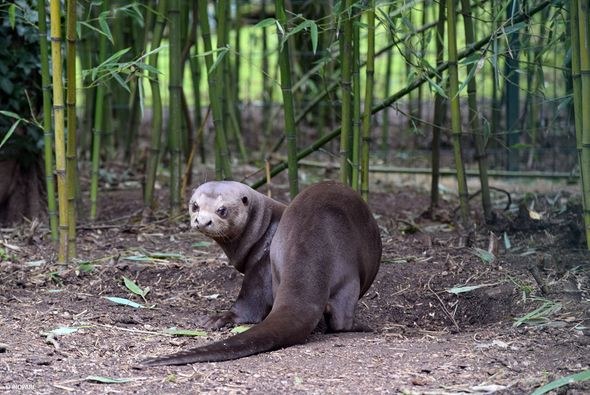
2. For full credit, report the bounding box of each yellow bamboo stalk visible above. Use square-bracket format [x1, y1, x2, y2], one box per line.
[50, 0, 68, 263]
[577, 0, 590, 248]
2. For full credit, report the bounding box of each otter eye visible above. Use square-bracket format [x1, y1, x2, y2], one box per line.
[216, 206, 227, 217]
[241, 196, 248, 205]
[191, 202, 199, 212]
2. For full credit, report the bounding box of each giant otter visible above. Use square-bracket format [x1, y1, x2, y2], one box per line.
[143, 181, 382, 365]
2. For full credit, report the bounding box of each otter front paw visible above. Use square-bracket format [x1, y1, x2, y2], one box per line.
[197, 311, 238, 330]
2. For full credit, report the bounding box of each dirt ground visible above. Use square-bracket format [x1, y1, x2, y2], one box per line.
[1, 168, 589, 394]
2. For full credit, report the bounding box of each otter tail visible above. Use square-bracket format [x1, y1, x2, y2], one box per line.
[141, 308, 321, 366]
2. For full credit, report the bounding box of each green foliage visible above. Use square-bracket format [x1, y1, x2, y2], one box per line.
[0, 0, 43, 167]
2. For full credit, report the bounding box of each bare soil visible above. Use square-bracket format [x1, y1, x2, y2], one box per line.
[1, 171, 589, 394]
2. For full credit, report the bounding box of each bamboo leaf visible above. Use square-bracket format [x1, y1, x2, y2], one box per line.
[0, 119, 21, 150]
[192, 241, 212, 248]
[286, 19, 313, 40]
[231, 325, 251, 334]
[164, 328, 207, 337]
[122, 276, 146, 297]
[78, 20, 113, 42]
[503, 232, 512, 250]
[47, 326, 79, 336]
[98, 11, 114, 44]
[85, 376, 133, 384]
[531, 370, 590, 395]
[104, 296, 145, 309]
[513, 300, 562, 327]
[110, 71, 131, 93]
[207, 46, 229, 74]
[503, 21, 526, 35]
[0, 110, 23, 120]
[100, 47, 132, 68]
[446, 284, 497, 294]
[472, 247, 495, 263]
[309, 20, 318, 55]
[254, 18, 277, 29]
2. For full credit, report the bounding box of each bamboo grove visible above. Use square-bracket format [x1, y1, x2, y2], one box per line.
[2, 0, 587, 262]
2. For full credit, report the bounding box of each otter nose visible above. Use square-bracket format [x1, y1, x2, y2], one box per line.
[195, 215, 213, 229]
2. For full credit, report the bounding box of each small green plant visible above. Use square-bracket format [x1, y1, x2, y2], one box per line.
[0, 247, 10, 261]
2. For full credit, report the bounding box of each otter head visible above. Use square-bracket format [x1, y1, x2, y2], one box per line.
[188, 181, 251, 242]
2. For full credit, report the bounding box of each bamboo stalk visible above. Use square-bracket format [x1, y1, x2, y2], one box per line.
[275, 0, 299, 197]
[79, 17, 95, 157]
[505, 0, 521, 171]
[360, 0, 375, 201]
[461, 0, 492, 222]
[198, 0, 232, 179]
[577, 0, 590, 248]
[144, 0, 167, 211]
[169, 0, 182, 216]
[571, 0, 582, 157]
[339, 0, 354, 185]
[218, 1, 247, 162]
[446, 0, 470, 226]
[65, 0, 77, 257]
[49, 0, 68, 262]
[380, 5, 396, 159]
[430, 0, 445, 211]
[351, 9, 361, 191]
[189, 1, 204, 164]
[234, 0, 242, 132]
[37, 0, 58, 241]
[90, 0, 109, 221]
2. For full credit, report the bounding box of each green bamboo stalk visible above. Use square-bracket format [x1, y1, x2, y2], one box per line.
[218, 0, 247, 162]
[37, 0, 58, 241]
[144, 0, 167, 210]
[340, 0, 353, 185]
[571, 0, 582, 156]
[461, 0, 492, 223]
[189, 1, 204, 164]
[446, 0, 469, 226]
[381, 5, 394, 158]
[275, 0, 299, 197]
[577, 0, 590, 248]
[526, 7, 550, 169]
[65, 0, 77, 257]
[49, 0, 68, 262]
[430, 0, 445, 211]
[198, 0, 232, 179]
[491, 0, 501, 139]
[168, 0, 182, 216]
[110, 7, 130, 157]
[505, 0, 521, 171]
[351, 9, 361, 191]
[90, 0, 109, 221]
[79, 19, 96, 157]
[234, 0, 242, 129]
[261, 0, 273, 141]
[360, 0, 375, 201]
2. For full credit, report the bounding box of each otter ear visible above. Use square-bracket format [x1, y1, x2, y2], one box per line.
[241, 196, 248, 205]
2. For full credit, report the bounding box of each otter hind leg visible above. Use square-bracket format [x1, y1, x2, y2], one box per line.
[324, 280, 360, 332]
